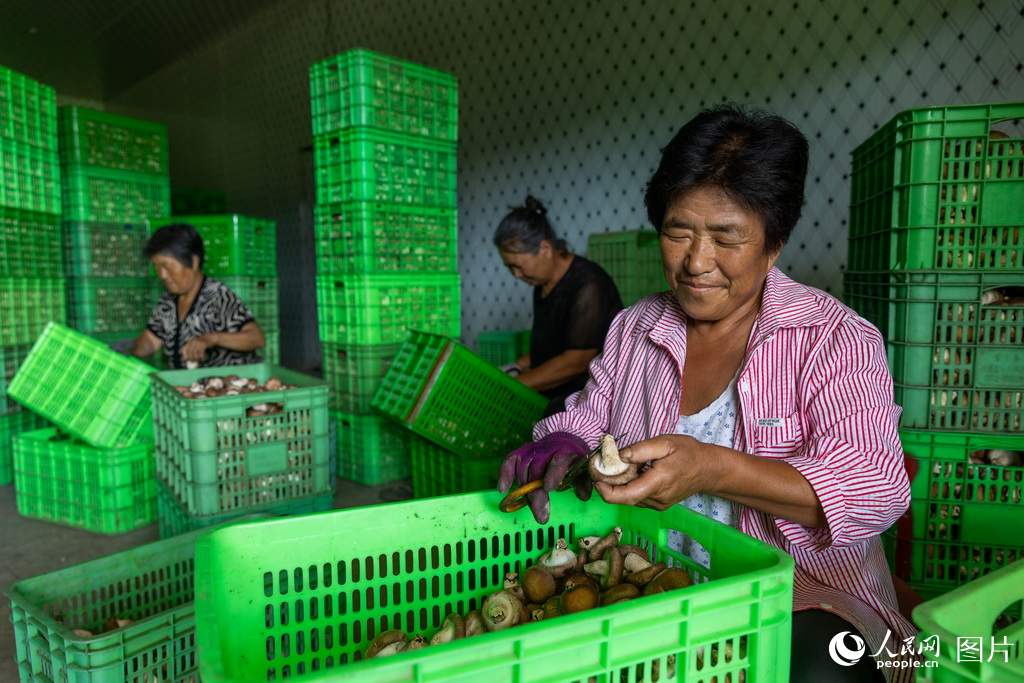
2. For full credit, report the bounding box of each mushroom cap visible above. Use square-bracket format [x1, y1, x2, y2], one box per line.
[364, 629, 408, 659]
[522, 565, 557, 604]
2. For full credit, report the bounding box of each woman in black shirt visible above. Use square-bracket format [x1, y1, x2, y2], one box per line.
[494, 196, 623, 415]
[123, 223, 266, 369]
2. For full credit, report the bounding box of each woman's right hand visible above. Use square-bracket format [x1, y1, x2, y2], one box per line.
[498, 431, 593, 523]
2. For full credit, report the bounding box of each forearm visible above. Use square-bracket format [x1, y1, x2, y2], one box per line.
[709, 444, 827, 528]
[518, 349, 597, 392]
[132, 329, 163, 358]
[209, 323, 265, 352]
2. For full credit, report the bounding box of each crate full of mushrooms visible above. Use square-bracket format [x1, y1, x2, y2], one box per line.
[150, 364, 331, 518]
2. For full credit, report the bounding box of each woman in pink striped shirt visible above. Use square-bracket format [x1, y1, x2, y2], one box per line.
[499, 106, 916, 682]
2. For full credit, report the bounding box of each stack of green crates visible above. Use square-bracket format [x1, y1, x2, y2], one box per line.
[587, 228, 665, 306]
[150, 214, 280, 363]
[9, 323, 156, 532]
[58, 106, 170, 367]
[0, 65, 63, 484]
[310, 49, 460, 485]
[842, 103, 1024, 634]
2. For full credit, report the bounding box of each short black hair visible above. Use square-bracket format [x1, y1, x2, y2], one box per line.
[644, 104, 809, 253]
[493, 195, 568, 254]
[143, 223, 205, 268]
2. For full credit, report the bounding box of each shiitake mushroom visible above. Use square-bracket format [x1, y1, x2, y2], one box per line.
[482, 589, 524, 631]
[522, 565, 557, 604]
[364, 629, 408, 659]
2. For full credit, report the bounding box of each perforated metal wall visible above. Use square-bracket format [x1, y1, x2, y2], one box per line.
[106, 0, 1024, 370]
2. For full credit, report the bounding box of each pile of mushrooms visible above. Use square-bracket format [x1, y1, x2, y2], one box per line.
[173, 375, 299, 417]
[361, 526, 694, 661]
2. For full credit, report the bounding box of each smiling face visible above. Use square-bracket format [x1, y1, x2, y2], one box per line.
[499, 240, 556, 287]
[151, 253, 201, 295]
[659, 186, 780, 325]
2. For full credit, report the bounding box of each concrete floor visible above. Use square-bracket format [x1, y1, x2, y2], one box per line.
[0, 476, 412, 682]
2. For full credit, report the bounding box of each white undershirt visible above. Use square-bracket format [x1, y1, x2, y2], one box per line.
[667, 374, 742, 568]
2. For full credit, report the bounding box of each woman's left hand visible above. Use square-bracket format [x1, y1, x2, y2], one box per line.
[181, 334, 218, 363]
[594, 434, 722, 510]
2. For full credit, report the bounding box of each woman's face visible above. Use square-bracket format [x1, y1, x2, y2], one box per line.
[499, 240, 556, 287]
[151, 253, 200, 295]
[659, 186, 780, 324]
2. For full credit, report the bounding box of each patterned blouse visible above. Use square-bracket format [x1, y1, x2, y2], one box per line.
[536, 267, 917, 680]
[147, 275, 261, 369]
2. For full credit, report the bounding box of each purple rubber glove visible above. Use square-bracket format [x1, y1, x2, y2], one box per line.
[498, 431, 593, 524]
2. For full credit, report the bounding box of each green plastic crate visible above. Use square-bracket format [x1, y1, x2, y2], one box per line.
[151, 364, 331, 517]
[587, 229, 665, 306]
[156, 478, 332, 539]
[171, 187, 226, 215]
[316, 273, 460, 344]
[314, 201, 458, 274]
[0, 411, 49, 486]
[913, 560, 1024, 682]
[314, 128, 457, 206]
[216, 275, 279, 331]
[0, 277, 66, 346]
[63, 166, 170, 223]
[13, 428, 155, 534]
[0, 207, 61, 277]
[8, 323, 154, 448]
[0, 137, 61, 214]
[263, 329, 279, 364]
[334, 410, 410, 485]
[62, 220, 151, 278]
[323, 342, 401, 412]
[887, 429, 1024, 593]
[0, 65, 57, 149]
[58, 106, 169, 175]
[410, 435, 501, 498]
[4, 528, 206, 683]
[477, 328, 531, 366]
[848, 102, 1024, 273]
[150, 214, 277, 277]
[372, 331, 548, 460]
[194, 491, 795, 682]
[845, 270, 1024, 431]
[67, 276, 154, 335]
[310, 49, 458, 139]
[0, 343, 32, 415]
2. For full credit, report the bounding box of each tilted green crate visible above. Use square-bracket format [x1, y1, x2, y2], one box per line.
[194, 491, 795, 682]
[333, 410, 410, 485]
[0, 65, 57, 149]
[150, 214, 277, 277]
[317, 273, 460, 345]
[13, 428, 155, 534]
[4, 528, 207, 683]
[62, 166, 170, 223]
[58, 106, 169, 175]
[8, 323, 153, 448]
[913, 560, 1024, 682]
[314, 201, 457, 274]
[310, 48, 458, 140]
[314, 128, 457, 207]
[0, 137, 61, 214]
[0, 277, 66, 346]
[372, 331, 547, 460]
[848, 102, 1024, 273]
[151, 365, 331, 517]
[0, 207, 61, 277]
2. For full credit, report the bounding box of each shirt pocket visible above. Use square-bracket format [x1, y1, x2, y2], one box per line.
[749, 411, 805, 457]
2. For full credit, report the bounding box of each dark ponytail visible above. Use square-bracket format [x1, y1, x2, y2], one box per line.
[493, 195, 568, 254]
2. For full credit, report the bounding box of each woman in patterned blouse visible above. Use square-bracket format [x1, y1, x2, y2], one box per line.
[500, 105, 914, 682]
[127, 223, 266, 369]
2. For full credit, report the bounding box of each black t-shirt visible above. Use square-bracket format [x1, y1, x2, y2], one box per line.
[532, 255, 623, 399]
[147, 275, 261, 369]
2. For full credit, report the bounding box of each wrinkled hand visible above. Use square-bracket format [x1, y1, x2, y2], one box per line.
[498, 431, 593, 524]
[594, 434, 717, 510]
[108, 338, 135, 356]
[181, 334, 216, 363]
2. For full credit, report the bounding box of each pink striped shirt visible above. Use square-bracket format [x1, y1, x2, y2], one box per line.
[537, 267, 917, 681]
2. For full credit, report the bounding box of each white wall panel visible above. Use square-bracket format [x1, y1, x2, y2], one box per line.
[107, 0, 1024, 370]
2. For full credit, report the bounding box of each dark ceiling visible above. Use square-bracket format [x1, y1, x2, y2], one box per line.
[0, 0, 281, 100]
